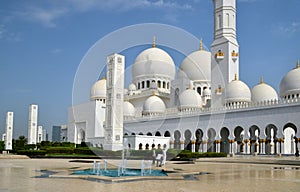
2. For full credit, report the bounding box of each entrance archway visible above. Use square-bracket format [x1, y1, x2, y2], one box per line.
[220, 127, 230, 154]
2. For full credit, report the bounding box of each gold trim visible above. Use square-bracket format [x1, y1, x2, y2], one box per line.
[199, 38, 203, 50]
[296, 59, 299, 69]
[234, 74, 238, 81]
[260, 76, 264, 84]
[152, 36, 156, 48]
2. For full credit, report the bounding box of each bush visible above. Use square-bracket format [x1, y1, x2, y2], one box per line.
[46, 147, 74, 154]
[74, 148, 95, 155]
[177, 151, 227, 159]
[17, 150, 46, 157]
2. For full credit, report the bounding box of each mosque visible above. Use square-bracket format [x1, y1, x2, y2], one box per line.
[68, 0, 300, 155]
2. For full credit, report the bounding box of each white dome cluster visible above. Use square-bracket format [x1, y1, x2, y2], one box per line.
[132, 47, 176, 81]
[90, 78, 106, 101]
[123, 101, 135, 117]
[142, 95, 166, 115]
[179, 89, 202, 110]
[179, 49, 211, 81]
[225, 76, 251, 105]
[251, 79, 278, 103]
[280, 62, 300, 99]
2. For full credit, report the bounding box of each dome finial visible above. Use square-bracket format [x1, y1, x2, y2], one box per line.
[296, 59, 299, 69]
[234, 74, 238, 81]
[260, 76, 264, 84]
[101, 75, 106, 80]
[199, 38, 203, 50]
[152, 36, 156, 48]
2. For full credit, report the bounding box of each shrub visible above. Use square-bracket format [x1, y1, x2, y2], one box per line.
[17, 150, 46, 157]
[46, 147, 74, 154]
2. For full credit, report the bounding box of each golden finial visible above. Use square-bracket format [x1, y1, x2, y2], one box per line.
[234, 74, 238, 81]
[152, 91, 157, 96]
[260, 76, 264, 84]
[296, 59, 299, 69]
[199, 38, 203, 50]
[152, 36, 156, 48]
[101, 75, 106, 80]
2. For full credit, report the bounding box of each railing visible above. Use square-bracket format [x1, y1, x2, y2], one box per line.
[124, 96, 300, 122]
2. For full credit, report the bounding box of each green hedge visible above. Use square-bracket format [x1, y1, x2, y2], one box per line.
[17, 150, 46, 157]
[177, 150, 227, 159]
[46, 147, 74, 154]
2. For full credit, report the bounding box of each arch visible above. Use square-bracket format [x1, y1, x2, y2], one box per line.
[197, 87, 201, 95]
[147, 132, 152, 136]
[283, 123, 297, 133]
[145, 143, 149, 150]
[265, 124, 278, 155]
[184, 129, 192, 151]
[167, 82, 170, 89]
[139, 143, 143, 150]
[164, 131, 171, 137]
[151, 143, 155, 149]
[157, 80, 161, 88]
[138, 132, 144, 135]
[163, 81, 166, 88]
[249, 125, 260, 154]
[78, 128, 85, 143]
[155, 131, 161, 136]
[283, 123, 297, 154]
[234, 126, 244, 153]
[207, 128, 216, 152]
[124, 133, 128, 136]
[174, 130, 181, 149]
[141, 81, 145, 89]
[195, 129, 203, 152]
[146, 80, 150, 88]
[131, 133, 136, 136]
[157, 144, 161, 149]
[220, 127, 230, 154]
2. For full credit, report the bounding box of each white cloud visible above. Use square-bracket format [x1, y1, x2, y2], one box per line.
[8, 0, 195, 27]
[17, 7, 68, 28]
[51, 49, 63, 54]
[272, 22, 300, 37]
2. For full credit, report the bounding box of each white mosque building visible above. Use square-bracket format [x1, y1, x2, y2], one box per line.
[68, 0, 300, 155]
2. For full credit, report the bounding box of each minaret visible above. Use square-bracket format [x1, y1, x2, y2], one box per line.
[5, 112, 14, 150]
[28, 104, 38, 144]
[104, 53, 125, 151]
[211, 0, 239, 108]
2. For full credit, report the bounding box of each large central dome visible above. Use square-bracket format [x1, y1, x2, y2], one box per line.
[179, 49, 211, 81]
[132, 47, 176, 81]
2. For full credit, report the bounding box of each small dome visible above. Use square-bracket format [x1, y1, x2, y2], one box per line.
[252, 80, 278, 102]
[90, 78, 106, 101]
[128, 83, 137, 91]
[179, 49, 211, 81]
[123, 101, 135, 117]
[179, 89, 202, 109]
[225, 78, 251, 104]
[132, 47, 176, 81]
[280, 62, 300, 98]
[143, 95, 166, 114]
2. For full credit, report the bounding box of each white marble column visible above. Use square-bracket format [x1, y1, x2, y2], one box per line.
[203, 141, 207, 152]
[170, 140, 174, 149]
[191, 140, 196, 152]
[180, 140, 185, 150]
[216, 140, 221, 153]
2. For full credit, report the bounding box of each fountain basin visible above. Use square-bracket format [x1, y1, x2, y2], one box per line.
[73, 168, 167, 177]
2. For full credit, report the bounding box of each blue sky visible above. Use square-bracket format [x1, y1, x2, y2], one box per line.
[1, 0, 300, 139]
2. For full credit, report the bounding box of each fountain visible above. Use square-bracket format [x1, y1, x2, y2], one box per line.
[75, 139, 167, 177]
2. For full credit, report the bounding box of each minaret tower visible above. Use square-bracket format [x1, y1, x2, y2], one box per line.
[211, 0, 239, 108]
[28, 104, 38, 144]
[5, 112, 14, 150]
[104, 53, 125, 151]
